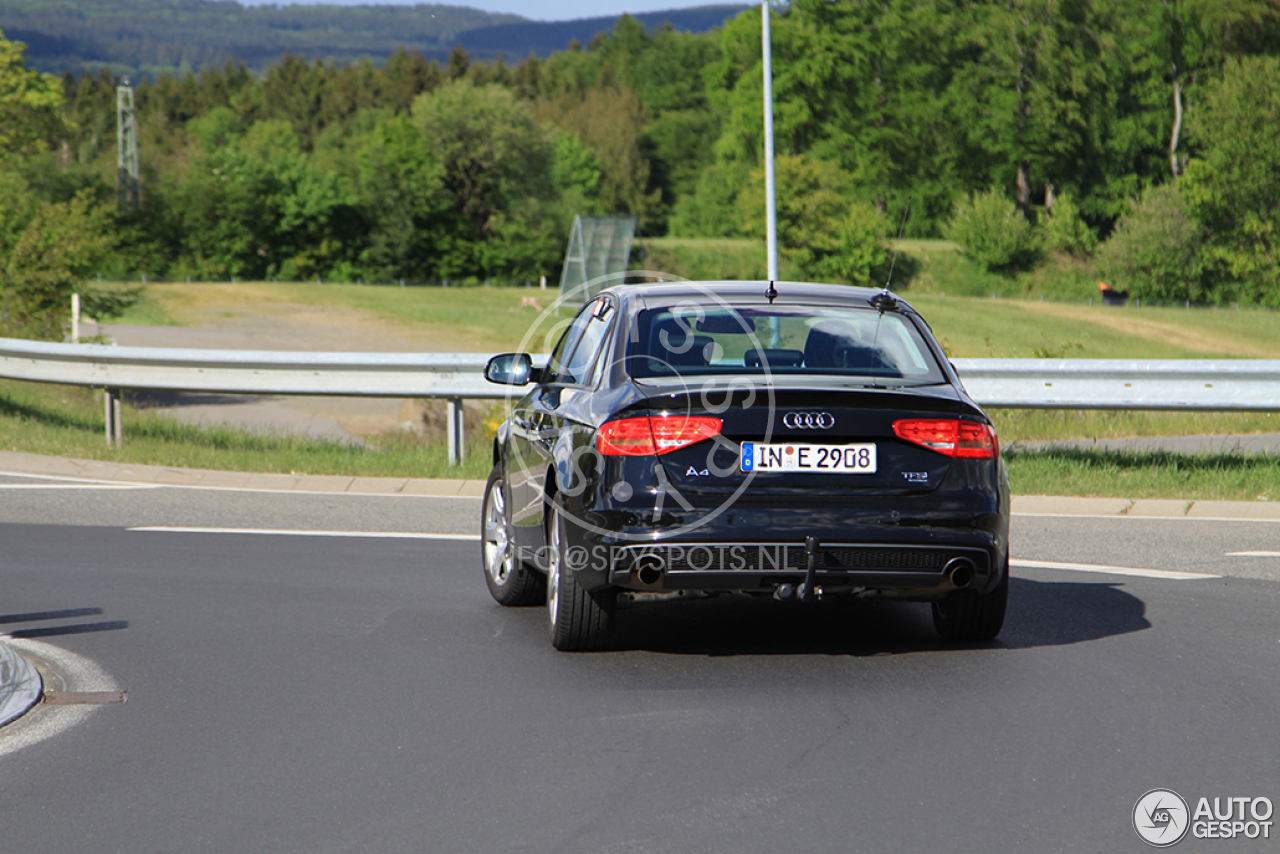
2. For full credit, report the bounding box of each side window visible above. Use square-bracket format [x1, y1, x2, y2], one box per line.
[554, 298, 614, 386]
[547, 309, 592, 383]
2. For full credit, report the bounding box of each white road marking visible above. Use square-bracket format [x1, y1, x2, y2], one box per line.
[0, 484, 159, 490]
[0, 470, 134, 484]
[0, 470, 161, 489]
[127, 526, 480, 541]
[0, 470, 482, 499]
[146, 486, 485, 499]
[1012, 559, 1220, 580]
[1016, 512, 1280, 524]
[1226, 551, 1280, 557]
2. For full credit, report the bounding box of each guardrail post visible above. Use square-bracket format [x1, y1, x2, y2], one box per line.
[446, 397, 464, 466]
[103, 388, 123, 446]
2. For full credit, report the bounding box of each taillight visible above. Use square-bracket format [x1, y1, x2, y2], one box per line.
[597, 415, 723, 456]
[893, 419, 998, 459]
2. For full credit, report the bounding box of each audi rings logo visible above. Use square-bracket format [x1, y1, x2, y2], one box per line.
[782, 411, 836, 430]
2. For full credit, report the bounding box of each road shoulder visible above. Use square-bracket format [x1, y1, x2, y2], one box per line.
[5, 450, 1280, 518]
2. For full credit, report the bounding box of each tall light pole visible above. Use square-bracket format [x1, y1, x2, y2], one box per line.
[116, 77, 139, 211]
[762, 2, 779, 281]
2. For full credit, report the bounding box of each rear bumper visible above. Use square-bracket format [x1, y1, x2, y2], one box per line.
[557, 504, 1008, 599]
[610, 541, 997, 599]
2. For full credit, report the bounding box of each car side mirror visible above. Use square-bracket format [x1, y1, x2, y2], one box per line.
[485, 353, 534, 386]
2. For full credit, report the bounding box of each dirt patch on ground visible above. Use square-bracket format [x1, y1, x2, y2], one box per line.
[88, 295, 485, 441]
[138, 285, 447, 352]
[1016, 301, 1280, 358]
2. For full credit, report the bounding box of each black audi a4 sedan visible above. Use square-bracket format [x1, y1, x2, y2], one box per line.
[482, 281, 1009, 651]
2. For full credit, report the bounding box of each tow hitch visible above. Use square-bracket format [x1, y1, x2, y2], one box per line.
[798, 535, 821, 602]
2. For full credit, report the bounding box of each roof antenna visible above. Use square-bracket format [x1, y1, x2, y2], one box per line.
[765, 280, 778, 304]
[871, 198, 911, 313]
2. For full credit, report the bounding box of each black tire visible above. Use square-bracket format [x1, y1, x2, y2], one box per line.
[932, 566, 1008, 641]
[546, 506, 614, 651]
[481, 467, 544, 606]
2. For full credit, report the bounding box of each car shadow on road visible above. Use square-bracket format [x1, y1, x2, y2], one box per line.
[0, 608, 129, 639]
[610, 577, 1148, 656]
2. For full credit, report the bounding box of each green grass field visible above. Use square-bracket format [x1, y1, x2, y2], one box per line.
[117, 275, 1280, 362]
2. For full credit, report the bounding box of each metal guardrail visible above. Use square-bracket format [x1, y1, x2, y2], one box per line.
[0, 337, 511, 461]
[952, 358, 1280, 411]
[2, 337, 1278, 464]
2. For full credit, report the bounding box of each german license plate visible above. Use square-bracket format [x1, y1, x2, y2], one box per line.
[740, 442, 877, 473]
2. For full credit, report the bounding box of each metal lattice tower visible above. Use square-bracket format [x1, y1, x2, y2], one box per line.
[557, 215, 638, 307]
[116, 79, 139, 210]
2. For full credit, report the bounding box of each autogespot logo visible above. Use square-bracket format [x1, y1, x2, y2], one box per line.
[1133, 789, 1190, 847]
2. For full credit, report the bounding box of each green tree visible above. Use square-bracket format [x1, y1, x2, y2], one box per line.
[445, 44, 471, 81]
[537, 86, 664, 229]
[171, 120, 361, 280]
[0, 28, 66, 161]
[668, 162, 750, 238]
[1181, 55, 1280, 304]
[551, 131, 604, 215]
[1041, 190, 1097, 256]
[1095, 182, 1206, 302]
[260, 54, 332, 150]
[739, 153, 886, 282]
[944, 187, 1041, 273]
[379, 48, 442, 113]
[831, 202, 893, 285]
[2, 190, 113, 340]
[355, 113, 450, 281]
[775, 0, 968, 232]
[412, 79, 558, 278]
[947, 0, 1120, 221]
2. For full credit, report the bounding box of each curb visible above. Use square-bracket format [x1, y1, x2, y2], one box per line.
[0, 450, 487, 498]
[0, 639, 42, 728]
[1011, 495, 1280, 520]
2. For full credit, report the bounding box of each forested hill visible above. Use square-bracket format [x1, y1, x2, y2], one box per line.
[0, 0, 748, 79]
[456, 5, 749, 57]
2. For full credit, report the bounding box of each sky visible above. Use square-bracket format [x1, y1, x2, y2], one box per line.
[459, 1, 737, 18]
[237, 1, 740, 22]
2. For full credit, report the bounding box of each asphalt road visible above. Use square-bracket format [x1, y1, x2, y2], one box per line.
[1, 481, 1278, 853]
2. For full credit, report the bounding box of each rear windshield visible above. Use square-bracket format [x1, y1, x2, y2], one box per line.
[628, 305, 946, 385]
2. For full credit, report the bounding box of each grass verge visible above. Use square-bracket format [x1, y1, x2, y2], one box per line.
[990, 409, 1280, 444]
[0, 379, 495, 480]
[1005, 448, 1280, 502]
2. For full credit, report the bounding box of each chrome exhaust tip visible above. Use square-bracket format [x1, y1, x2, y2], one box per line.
[634, 557, 664, 587]
[944, 557, 976, 589]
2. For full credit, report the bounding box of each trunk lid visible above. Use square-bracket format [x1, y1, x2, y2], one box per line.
[641, 381, 984, 500]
